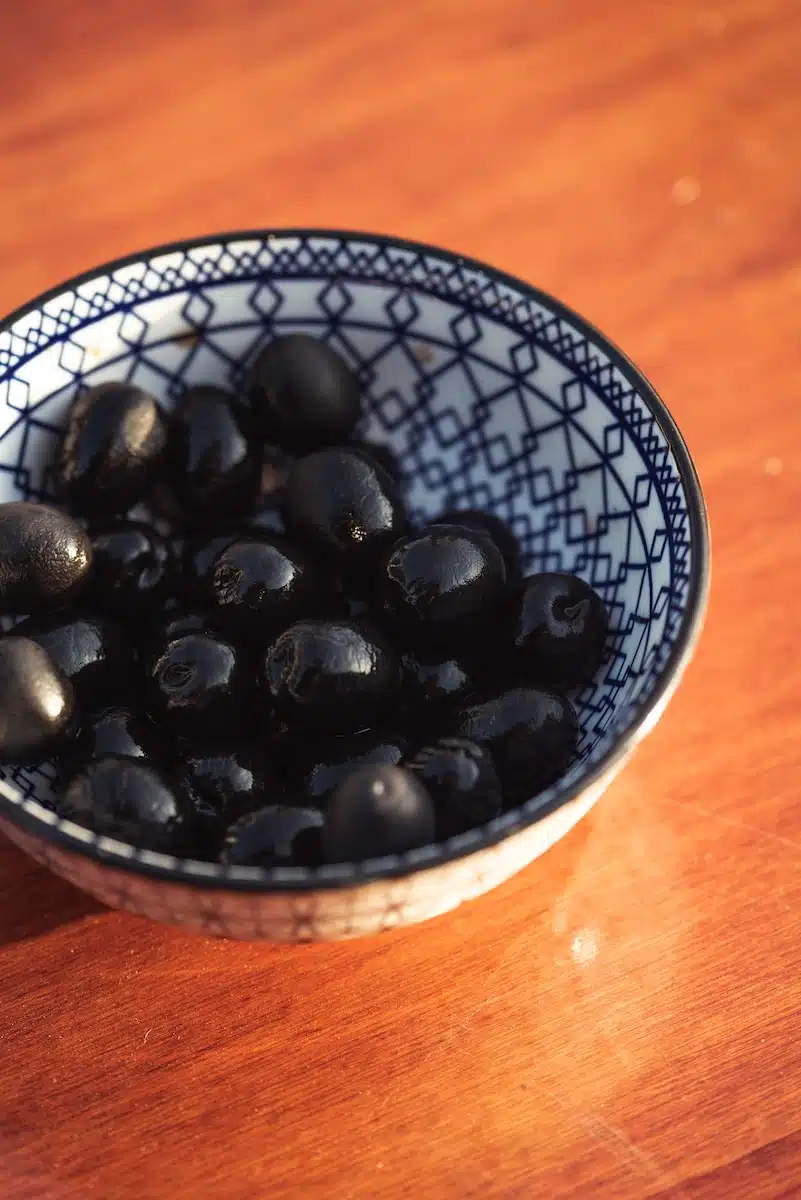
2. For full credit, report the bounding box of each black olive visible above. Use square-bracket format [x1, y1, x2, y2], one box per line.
[301, 729, 409, 807]
[407, 737, 502, 839]
[183, 741, 282, 822]
[511, 573, 608, 688]
[245, 333, 362, 449]
[378, 524, 507, 650]
[400, 653, 476, 727]
[12, 612, 133, 707]
[263, 618, 399, 733]
[0, 637, 76, 763]
[181, 741, 284, 859]
[284, 449, 408, 570]
[222, 804, 325, 868]
[58, 756, 193, 854]
[169, 385, 261, 522]
[453, 687, 578, 804]
[55, 381, 168, 516]
[147, 633, 254, 737]
[204, 535, 323, 638]
[323, 764, 435, 863]
[0, 501, 92, 614]
[90, 519, 175, 618]
[348, 440, 403, 485]
[72, 704, 166, 765]
[437, 508, 523, 582]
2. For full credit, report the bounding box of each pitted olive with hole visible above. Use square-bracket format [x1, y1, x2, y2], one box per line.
[510, 572, 609, 688]
[263, 617, 400, 734]
[204, 535, 324, 638]
[378, 523, 507, 651]
[147, 633, 254, 738]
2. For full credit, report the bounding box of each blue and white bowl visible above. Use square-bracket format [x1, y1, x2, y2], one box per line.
[0, 231, 709, 941]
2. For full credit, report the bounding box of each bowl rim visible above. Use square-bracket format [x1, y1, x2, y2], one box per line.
[0, 227, 711, 892]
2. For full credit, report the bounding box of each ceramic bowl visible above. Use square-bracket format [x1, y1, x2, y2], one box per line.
[0, 230, 709, 941]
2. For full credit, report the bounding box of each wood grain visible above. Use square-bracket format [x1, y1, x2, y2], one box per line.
[1, 0, 800, 1195]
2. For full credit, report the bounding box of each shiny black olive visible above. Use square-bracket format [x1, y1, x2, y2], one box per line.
[407, 737, 502, 838]
[301, 729, 409, 807]
[400, 653, 476, 726]
[90, 520, 175, 618]
[147, 633, 254, 737]
[55, 381, 168, 516]
[453, 687, 578, 804]
[58, 756, 193, 854]
[0, 501, 92, 614]
[181, 742, 284, 858]
[183, 741, 282, 822]
[284, 449, 408, 570]
[378, 524, 507, 650]
[222, 804, 325, 868]
[12, 612, 133, 706]
[72, 704, 166, 765]
[511, 573, 609, 688]
[169, 385, 261, 521]
[437, 508, 523, 582]
[348, 440, 403, 485]
[245, 333, 362, 449]
[263, 618, 399, 734]
[204, 535, 323, 638]
[0, 637, 76, 763]
[323, 764, 435, 863]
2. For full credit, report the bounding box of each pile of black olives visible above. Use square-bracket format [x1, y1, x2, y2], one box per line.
[0, 333, 608, 869]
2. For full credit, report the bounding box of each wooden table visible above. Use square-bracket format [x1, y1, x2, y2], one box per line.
[1, 1, 799, 1196]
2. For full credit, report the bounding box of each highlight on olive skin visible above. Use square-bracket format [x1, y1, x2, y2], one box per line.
[0, 332, 609, 866]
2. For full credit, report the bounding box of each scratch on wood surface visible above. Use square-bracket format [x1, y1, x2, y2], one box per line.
[142, 1028, 152, 1045]
[577, 1111, 679, 1194]
[664, 796, 801, 854]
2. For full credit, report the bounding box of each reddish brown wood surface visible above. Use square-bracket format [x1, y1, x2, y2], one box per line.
[1, 1, 800, 1195]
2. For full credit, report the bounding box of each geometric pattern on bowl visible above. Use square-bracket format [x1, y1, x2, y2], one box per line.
[0, 231, 709, 939]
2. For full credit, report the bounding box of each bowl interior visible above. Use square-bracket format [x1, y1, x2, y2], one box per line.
[0, 231, 702, 879]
